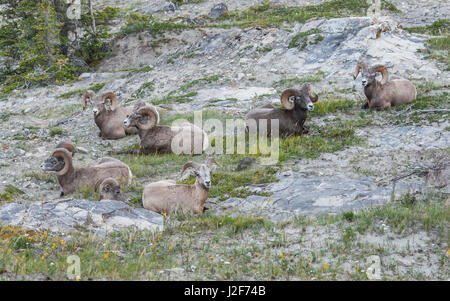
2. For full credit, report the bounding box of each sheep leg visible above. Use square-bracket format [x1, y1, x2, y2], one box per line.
[60, 191, 65, 197]
[361, 101, 369, 109]
[302, 126, 309, 135]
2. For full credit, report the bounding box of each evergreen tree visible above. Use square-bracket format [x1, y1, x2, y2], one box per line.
[0, 0, 111, 92]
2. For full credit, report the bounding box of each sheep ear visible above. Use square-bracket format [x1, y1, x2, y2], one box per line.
[82, 90, 95, 110]
[206, 158, 219, 172]
[353, 62, 365, 80]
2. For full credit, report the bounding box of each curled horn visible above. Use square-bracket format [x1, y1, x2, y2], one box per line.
[102, 92, 118, 111]
[99, 177, 120, 192]
[180, 161, 201, 176]
[371, 65, 389, 85]
[353, 61, 368, 80]
[302, 83, 319, 103]
[51, 148, 72, 176]
[56, 141, 76, 157]
[82, 90, 95, 110]
[280, 89, 299, 110]
[137, 105, 159, 130]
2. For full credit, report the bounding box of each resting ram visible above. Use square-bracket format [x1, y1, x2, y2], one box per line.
[142, 158, 218, 214]
[123, 103, 208, 154]
[245, 83, 319, 137]
[353, 61, 416, 110]
[82, 91, 138, 139]
[99, 178, 128, 203]
[41, 142, 132, 196]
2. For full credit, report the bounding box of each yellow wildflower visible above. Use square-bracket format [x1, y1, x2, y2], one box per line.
[324, 263, 328, 269]
[52, 243, 56, 250]
[104, 250, 110, 260]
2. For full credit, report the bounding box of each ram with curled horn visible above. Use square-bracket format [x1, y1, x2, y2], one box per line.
[142, 158, 219, 214]
[353, 61, 417, 110]
[245, 83, 319, 137]
[98, 178, 128, 203]
[40, 142, 133, 196]
[122, 102, 209, 155]
[82, 90, 139, 139]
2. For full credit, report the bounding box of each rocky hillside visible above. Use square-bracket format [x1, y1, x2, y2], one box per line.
[0, 0, 448, 280]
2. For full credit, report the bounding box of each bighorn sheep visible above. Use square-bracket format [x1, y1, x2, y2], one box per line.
[82, 91, 138, 139]
[245, 83, 319, 137]
[99, 178, 128, 203]
[353, 62, 417, 110]
[142, 158, 218, 214]
[123, 103, 208, 154]
[41, 142, 132, 196]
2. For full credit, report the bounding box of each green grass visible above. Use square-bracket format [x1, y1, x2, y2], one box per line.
[405, 19, 450, 69]
[211, 0, 398, 28]
[278, 120, 363, 161]
[0, 184, 25, 203]
[391, 92, 449, 125]
[178, 74, 222, 92]
[24, 171, 57, 184]
[425, 36, 450, 68]
[49, 128, 64, 137]
[405, 19, 449, 36]
[120, 12, 191, 36]
[309, 98, 360, 117]
[346, 192, 449, 237]
[170, 212, 273, 234]
[152, 91, 198, 105]
[0, 112, 16, 122]
[0, 191, 446, 280]
[288, 29, 322, 49]
[38, 103, 83, 119]
[273, 71, 324, 90]
[57, 82, 106, 99]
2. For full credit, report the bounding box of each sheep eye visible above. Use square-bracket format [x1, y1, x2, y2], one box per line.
[289, 96, 295, 102]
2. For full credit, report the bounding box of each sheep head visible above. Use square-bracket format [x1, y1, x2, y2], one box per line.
[180, 158, 219, 189]
[99, 178, 128, 203]
[40, 148, 72, 176]
[280, 83, 318, 111]
[123, 104, 159, 130]
[353, 61, 389, 87]
[82, 91, 118, 116]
